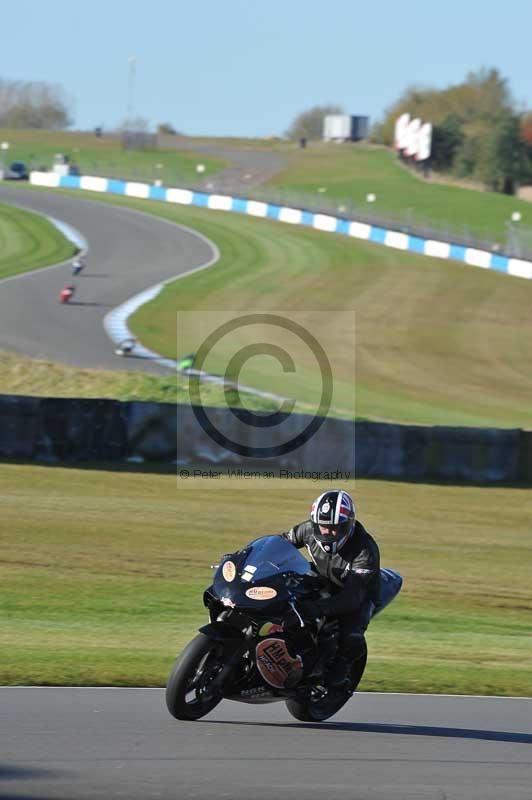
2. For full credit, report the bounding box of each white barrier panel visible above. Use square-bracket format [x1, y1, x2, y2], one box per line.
[80, 176, 108, 193]
[166, 188, 193, 205]
[349, 221, 371, 240]
[208, 194, 233, 211]
[425, 240, 451, 259]
[279, 207, 303, 225]
[313, 214, 336, 232]
[247, 200, 268, 217]
[125, 182, 150, 199]
[29, 171, 60, 187]
[508, 259, 532, 279]
[465, 248, 491, 268]
[385, 231, 409, 250]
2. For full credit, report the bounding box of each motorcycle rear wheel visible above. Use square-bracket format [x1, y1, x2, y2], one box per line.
[285, 651, 367, 722]
[165, 633, 224, 721]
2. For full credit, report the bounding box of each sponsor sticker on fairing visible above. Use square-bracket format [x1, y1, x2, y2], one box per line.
[258, 621, 284, 637]
[222, 560, 236, 582]
[245, 586, 277, 600]
[255, 638, 303, 688]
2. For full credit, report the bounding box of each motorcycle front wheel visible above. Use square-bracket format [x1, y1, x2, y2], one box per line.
[165, 633, 224, 721]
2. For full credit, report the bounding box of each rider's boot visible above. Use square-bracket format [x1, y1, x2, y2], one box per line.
[325, 655, 352, 691]
[326, 633, 367, 691]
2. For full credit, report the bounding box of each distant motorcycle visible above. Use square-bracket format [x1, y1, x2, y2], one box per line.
[59, 285, 75, 303]
[71, 257, 85, 276]
[165, 535, 402, 723]
[114, 337, 137, 356]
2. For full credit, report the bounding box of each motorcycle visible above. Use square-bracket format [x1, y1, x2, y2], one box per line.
[58, 285, 75, 303]
[165, 535, 402, 723]
[72, 258, 85, 276]
[114, 337, 136, 356]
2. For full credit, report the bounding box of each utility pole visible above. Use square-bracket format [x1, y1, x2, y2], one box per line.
[127, 56, 136, 124]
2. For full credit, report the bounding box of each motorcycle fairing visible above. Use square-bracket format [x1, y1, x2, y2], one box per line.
[212, 535, 319, 611]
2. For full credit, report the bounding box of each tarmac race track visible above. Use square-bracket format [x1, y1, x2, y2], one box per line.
[1, 687, 531, 800]
[0, 185, 217, 373]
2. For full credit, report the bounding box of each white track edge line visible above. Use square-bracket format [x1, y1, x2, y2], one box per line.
[0, 686, 529, 700]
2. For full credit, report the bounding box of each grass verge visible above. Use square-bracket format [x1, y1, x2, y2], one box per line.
[1, 463, 530, 695]
[0, 349, 280, 410]
[0, 201, 76, 279]
[0, 128, 229, 185]
[4, 184, 532, 427]
[266, 142, 532, 245]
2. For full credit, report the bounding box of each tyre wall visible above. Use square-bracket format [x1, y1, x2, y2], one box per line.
[1, 394, 530, 484]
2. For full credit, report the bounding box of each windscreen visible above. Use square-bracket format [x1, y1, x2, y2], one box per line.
[240, 535, 313, 581]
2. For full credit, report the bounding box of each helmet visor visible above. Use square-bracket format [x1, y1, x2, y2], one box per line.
[317, 520, 352, 539]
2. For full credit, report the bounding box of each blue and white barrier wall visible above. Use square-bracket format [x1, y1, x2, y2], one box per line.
[30, 171, 532, 280]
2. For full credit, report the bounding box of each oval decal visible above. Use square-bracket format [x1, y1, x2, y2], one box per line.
[245, 586, 277, 601]
[222, 560, 236, 582]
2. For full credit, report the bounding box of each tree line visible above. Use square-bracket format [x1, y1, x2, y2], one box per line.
[371, 68, 532, 195]
[0, 78, 72, 129]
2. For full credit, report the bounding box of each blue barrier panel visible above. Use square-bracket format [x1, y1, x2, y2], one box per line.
[301, 211, 314, 226]
[192, 192, 209, 207]
[232, 198, 248, 213]
[408, 235, 426, 253]
[107, 180, 126, 195]
[450, 243, 467, 262]
[369, 226, 387, 244]
[266, 204, 281, 220]
[59, 176, 81, 189]
[149, 186, 167, 201]
[336, 219, 350, 235]
[490, 253, 509, 272]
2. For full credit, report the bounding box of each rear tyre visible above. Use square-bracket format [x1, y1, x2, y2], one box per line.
[285, 650, 367, 722]
[165, 633, 224, 721]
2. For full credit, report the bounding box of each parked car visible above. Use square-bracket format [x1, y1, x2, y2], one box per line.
[3, 161, 29, 180]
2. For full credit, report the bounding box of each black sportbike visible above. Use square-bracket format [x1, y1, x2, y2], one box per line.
[166, 535, 402, 723]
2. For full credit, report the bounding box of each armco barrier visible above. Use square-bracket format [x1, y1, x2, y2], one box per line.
[0, 394, 530, 484]
[30, 171, 532, 280]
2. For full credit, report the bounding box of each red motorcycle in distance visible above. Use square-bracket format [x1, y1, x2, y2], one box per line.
[58, 285, 76, 303]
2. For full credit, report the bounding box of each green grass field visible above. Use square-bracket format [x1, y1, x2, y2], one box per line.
[0, 201, 76, 279]
[3, 184, 532, 427]
[1, 462, 530, 695]
[0, 128, 228, 186]
[266, 143, 532, 245]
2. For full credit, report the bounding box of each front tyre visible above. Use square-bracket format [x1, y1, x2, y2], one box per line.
[165, 633, 224, 721]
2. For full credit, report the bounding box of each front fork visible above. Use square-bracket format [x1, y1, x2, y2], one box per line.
[197, 624, 250, 698]
[207, 641, 249, 697]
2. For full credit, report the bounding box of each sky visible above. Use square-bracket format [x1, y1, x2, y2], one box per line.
[2, 0, 531, 137]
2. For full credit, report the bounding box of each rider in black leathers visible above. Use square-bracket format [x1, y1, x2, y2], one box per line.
[280, 488, 380, 690]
